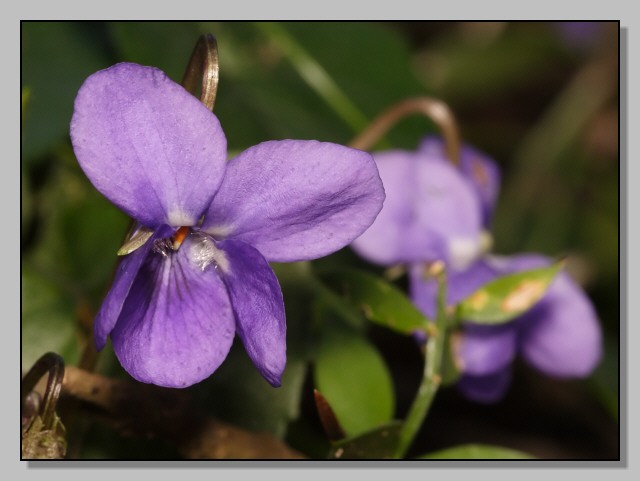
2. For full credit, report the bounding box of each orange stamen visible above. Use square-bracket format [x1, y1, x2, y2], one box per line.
[172, 226, 190, 250]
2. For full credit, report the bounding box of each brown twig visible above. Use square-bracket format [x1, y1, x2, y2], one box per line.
[61, 366, 304, 459]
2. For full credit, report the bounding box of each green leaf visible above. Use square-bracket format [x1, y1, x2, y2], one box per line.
[419, 443, 535, 459]
[22, 22, 112, 163]
[319, 268, 430, 335]
[22, 268, 79, 370]
[457, 263, 563, 325]
[329, 422, 402, 459]
[313, 320, 395, 437]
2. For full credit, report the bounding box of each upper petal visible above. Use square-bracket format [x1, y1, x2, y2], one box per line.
[420, 136, 501, 227]
[201, 140, 385, 262]
[351, 149, 483, 268]
[214, 238, 286, 387]
[70, 62, 228, 228]
[111, 232, 235, 388]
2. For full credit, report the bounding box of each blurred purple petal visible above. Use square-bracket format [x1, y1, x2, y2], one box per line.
[458, 323, 517, 375]
[518, 272, 603, 377]
[351, 149, 482, 267]
[216, 238, 286, 386]
[457, 369, 512, 404]
[202, 140, 384, 263]
[420, 136, 501, 227]
[71, 62, 228, 228]
[111, 233, 235, 388]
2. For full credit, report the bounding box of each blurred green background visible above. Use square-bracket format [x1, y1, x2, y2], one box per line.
[21, 21, 619, 459]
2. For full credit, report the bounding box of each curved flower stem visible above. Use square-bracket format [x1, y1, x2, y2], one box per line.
[21, 352, 65, 431]
[393, 261, 448, 459]
[349, 97, 461, 165]
[181, 33, 219, 111]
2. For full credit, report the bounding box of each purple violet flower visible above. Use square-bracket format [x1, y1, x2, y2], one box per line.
[410, 254, 603, 403]
[349, 137, 601, 402]
[351, 138, 495, 270]
[70, 62, 385, 388]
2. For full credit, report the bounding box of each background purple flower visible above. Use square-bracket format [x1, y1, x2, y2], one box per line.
[419, 136, 501, 228]
[410, 254, 603, 403]
[351, 139, 490, 270]
[70, 62, 385, 388]
[349, 134, 601, 403]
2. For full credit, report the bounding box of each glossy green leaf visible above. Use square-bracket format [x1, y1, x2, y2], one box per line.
[329, 422, 402, 459]
[22, 268, 79, 370]
[314, 320, 395, 437]
[419, 443, 535, 459]
[457, 263, 563, 325]
[319, 269, 430, 335]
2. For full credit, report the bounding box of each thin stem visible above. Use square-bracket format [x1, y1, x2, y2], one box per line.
[181, 33, 219, 111]
[21, 352, 65, 431]
[349, 97, 461, 165]
[393, 262, 448, 458]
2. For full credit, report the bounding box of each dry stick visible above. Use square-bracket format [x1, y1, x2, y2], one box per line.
[62, 366, 304, 459]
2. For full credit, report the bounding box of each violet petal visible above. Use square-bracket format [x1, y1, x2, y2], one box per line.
[456, 368, 513, 404]
[111, 233, 235, 388]
[202, 140, 384, 262]
[518, 272, 603, 377]
[458, 323, 517, 376]
[216, 238, 286, 386]
[420, 136, 501, 227]
[94, 228, 161, 351]
[351, 149, 483, 268]
[70, 62, 228, 228]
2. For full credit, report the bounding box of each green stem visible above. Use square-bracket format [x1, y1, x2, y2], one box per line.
[393, 265, 448, 458]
